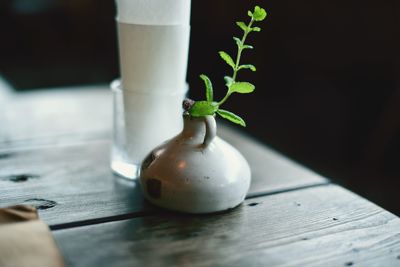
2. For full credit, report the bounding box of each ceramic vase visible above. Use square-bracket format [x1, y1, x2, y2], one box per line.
[139, 114, 251, 213]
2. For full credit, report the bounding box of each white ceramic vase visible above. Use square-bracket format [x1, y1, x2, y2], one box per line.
[139, 115, 251, 213]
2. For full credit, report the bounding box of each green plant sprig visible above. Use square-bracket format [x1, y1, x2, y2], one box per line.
[186, 6, 267, 127]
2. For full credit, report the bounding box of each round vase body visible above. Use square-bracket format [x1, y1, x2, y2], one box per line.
[139, 115, 251, 213]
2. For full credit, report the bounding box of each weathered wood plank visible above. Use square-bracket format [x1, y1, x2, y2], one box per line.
[0, 85, 327, 195]
[0, 85, 328, 197]
[0, 86, 111, 150]
[0, 86, 327, 226]
[0, 139, 145, 225]
[0, 85, 327, 194]
[218, 125, 327, 196]
[0, 87, 325, 195]
[0, 136, 327, 226]
[53, 185, 400, 267]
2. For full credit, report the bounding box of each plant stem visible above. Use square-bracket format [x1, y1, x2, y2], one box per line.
[218, 18, 254, 107]
[218, 91, 231, 107]
[233, 19, 253, 81]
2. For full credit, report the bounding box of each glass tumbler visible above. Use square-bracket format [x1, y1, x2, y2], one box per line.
[110, 79, 187, 180]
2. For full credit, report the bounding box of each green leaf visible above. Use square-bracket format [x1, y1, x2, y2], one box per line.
[230, 82, 255, 94]
[242, 44, 254, 50]
[218, 51, 235, 69]
[199, 74, 213, 102]
[239, 64, 256, 71]
[189, 101, 218, 117]
[253, 6, 267, 21]
[224, 76, 233, 87]
[236, 21, 248, 32]
[233, 37, 242, 48]
[251, 27, 261, 32]
[247, 10, 253, 18]
[217, 109, 246, 127]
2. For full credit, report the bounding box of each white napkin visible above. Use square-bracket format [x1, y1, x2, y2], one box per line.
[115, 0, 191, 25]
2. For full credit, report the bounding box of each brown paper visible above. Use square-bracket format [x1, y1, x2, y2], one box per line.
[0, 205, 39, 224]
[0, 205, 67, 267]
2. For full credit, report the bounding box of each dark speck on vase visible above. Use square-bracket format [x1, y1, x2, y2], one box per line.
[146, 179, 162, 198]
[344, 262, 353, 266]
[2, 174, 40, 183]
[0, 152, 14, 159]
[333, 217, 338, 221]
[218, 234, 229, 240]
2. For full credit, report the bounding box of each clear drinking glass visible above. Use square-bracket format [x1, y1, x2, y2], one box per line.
[110, 79, 188, 180]
[112, 0, 191, 180]
[110, 80, 136, 179]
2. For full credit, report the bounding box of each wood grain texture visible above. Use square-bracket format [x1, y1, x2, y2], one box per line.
[0, 137, 326, 226]
[0, 85, 327, 197]
[0, 86, 326, 196]
[0, 86, 111, 150]
[53, 185, 400, 267]
[0, 87, 327, 226]
[218, 125, 327, 196]
[0, 139, 146, 226]
[2, 87, 398, 266]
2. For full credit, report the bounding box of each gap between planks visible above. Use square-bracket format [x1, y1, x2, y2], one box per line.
[50, 181, 331, 231]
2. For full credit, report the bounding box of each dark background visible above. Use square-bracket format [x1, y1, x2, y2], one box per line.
[0, 0, 399, 214]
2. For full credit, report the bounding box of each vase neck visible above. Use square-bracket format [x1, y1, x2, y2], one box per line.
[181, 115, 217, 148]
[182, 115, 207, 137]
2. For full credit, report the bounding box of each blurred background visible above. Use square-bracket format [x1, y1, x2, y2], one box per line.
[0, 0, 399, 214]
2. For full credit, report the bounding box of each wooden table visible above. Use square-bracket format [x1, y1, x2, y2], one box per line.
[1, 83, 399, 267]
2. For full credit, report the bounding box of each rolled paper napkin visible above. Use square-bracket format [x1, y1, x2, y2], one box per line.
[0, 205, 67, 267]
[115, 0, 191, 93]
[117, 23, 190, 93]
[115, 0, 191, 25]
